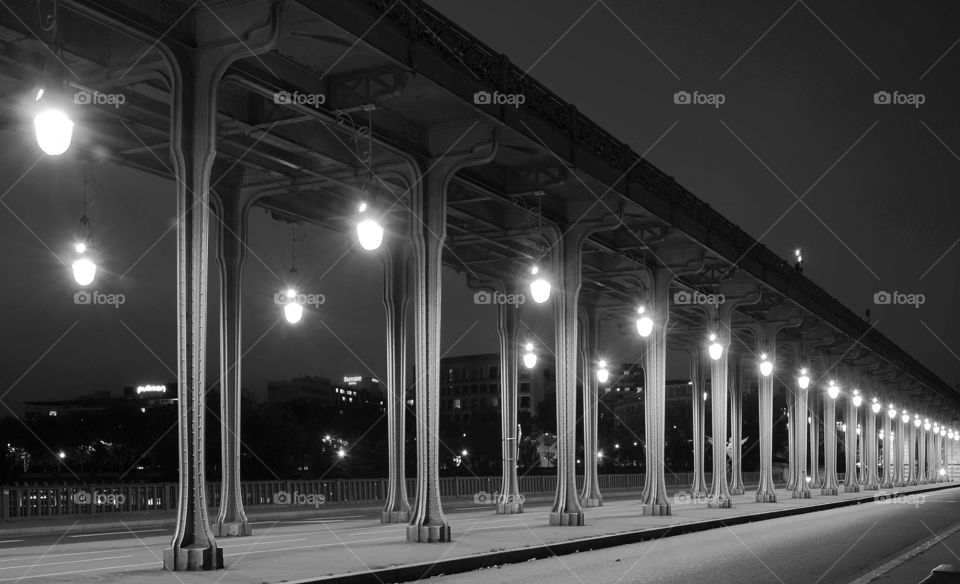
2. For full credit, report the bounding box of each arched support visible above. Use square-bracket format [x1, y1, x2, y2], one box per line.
[879, 404, 894, 489]
[821, 387, 839, 495]
[918, 424, 927, 485]
[579, 299, 603, 508]
[407, 126, 498, 542]
[161, 2, 280, 571]
[791, 342, 811, 499]
[640, 268, 674, 516]
[894, 416, 906, 487]
[786, 390, 797, 491]
[809, 390, 821, 487]
[841, 371, 860, 493]
[497, 294, 524, 514]
[862, 393, 880, 490]
[906, 421, 917, 486]
[687, 348, 708, 497]
[381, 241, 412, 523]
[211, 179, 262, 539]
[728, 358, 745, 496]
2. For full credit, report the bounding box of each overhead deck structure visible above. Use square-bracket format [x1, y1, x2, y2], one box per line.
[1, 0, 956, 571]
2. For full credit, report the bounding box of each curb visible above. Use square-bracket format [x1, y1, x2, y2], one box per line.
[285, 483, 959, 584]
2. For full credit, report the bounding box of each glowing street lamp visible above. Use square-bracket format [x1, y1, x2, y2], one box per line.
[901, 410, 910, 424]
[798, 368, 810, 390]
[707, 333, 723, 361]
[915, 416, 922, 428]
[827, 380, 839, 399]
[635, 305, 653, 338]
[529, 265, 551, 303]
[925, 420, 931, 431]
[596, 360, 609, 384]
[759, 353, 773, 377]
[871, 398, 881, 414]
[887, 405, 897, 420]
[522, 342, 537, 369]
[852, 389, 863, 408]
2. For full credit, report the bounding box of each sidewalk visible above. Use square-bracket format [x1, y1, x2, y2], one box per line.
[2, 482, 956, 584]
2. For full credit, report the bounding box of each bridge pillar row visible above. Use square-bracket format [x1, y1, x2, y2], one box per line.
[159, 1, 280, 571]
[728, 359, 745, 496]
[880, 405, 894, 489]
[211, 181, 256, 539]
[496, 295, 523, 514]
[689, 348, 708, 497]
[841, 374, 860, 493]
[406, 127, 497, 543]
[382, 242, 412, 524]
[579, 300, 603, 509]
[809, 390, 821, 488]
[906, 421, 917, 486]
[754, 323, 779, 503]
[918, 423, 927, 485]
[641, 268, 673, 516]
[821, 382, 839, 495]
[894, 415, 906, 487]
[792, 375, 812, 499]
[863, 397, 880, 490]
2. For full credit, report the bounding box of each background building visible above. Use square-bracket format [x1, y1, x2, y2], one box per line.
[440, 353, 555, 423]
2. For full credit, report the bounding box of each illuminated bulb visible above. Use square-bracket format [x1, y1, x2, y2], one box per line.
[461, 449, 468, 456]
[759, 353, 773, 377]
[941, 429, 947, 437]
[283, 289, 303, 324]
[337, 449, 346, 458]
[915, 417, 921, 427]
[635, 306, 653, 338]
[871, 399, 881, 414]
[72, 257, 96, 286]
[596, 360, 609, 384]
[798, 368, 810, 390]
[925, 421, 931, 431]
[707, 333, 723, 361]
[887, 407, 897, 419]
[34, 108, 74, 155]
[827, 380, 839, 400]
[529, 265, 551, 303]
[357, 217, 384, 250]
[852, 390, 862, 408]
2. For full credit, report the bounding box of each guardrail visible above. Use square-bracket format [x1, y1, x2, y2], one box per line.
[2, 471, 784, 520]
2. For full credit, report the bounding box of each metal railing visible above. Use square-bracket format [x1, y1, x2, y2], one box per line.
[3, 471, 787, 520]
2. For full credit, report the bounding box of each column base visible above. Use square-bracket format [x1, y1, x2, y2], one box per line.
[580, 496, 602, 508]
[381, 510, 411, 524]
[163, 545, 223, 571]
[842, 485, 860, 493]
[691, 489, 708, 498]
[549, 511, 585, 526]
[212, 521, 252, 537]
[792, 490, 811, 499]
[707, 496, 731, 509]
[729, 487, 745, 495]
[755, 492, 777, 503]
[496, 500, 524, 514]
[406, 524, 451, 543]
[820, 487, 838, 496]
[863, 484, 880, 491]
[642, 503, 671, 516]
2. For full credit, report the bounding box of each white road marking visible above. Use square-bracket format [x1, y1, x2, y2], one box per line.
[68, 529, 164, 538]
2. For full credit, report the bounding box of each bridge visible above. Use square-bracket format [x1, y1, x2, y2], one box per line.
[0, 0, 958, 582]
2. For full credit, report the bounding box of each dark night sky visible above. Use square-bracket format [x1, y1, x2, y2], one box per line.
[0, 0, 958, 411]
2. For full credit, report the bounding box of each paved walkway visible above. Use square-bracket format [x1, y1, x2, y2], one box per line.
[0, 482, 955, 583]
